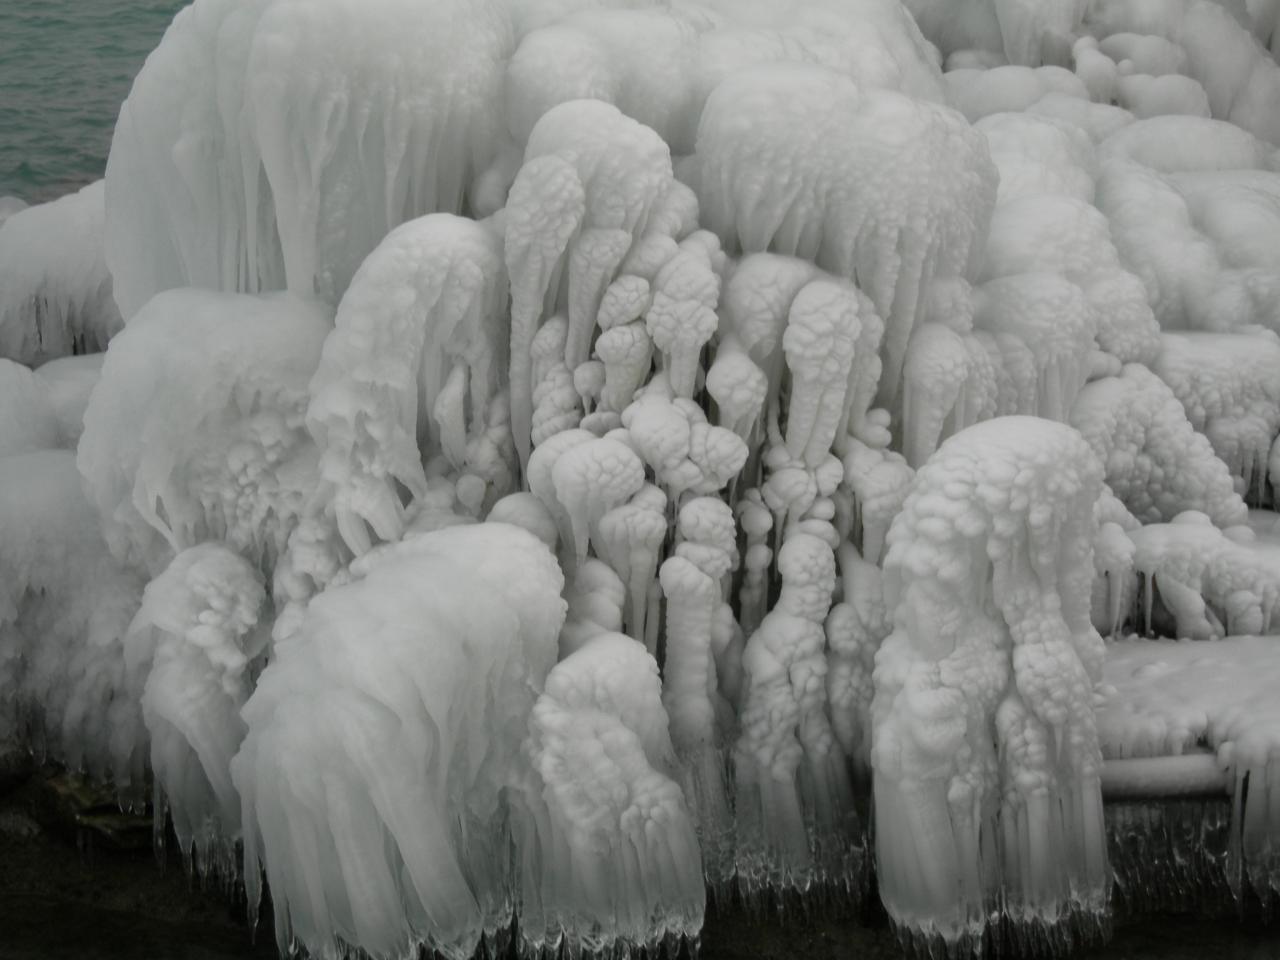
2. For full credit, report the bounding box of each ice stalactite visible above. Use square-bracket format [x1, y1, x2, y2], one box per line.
[686, 63, 997, 416]
[733, 532, 863, 905]
[0, 181, 121, 365]
[660, 497, 741, 891]
[596, 483, 669, 653]
[305, 214, 510, 561]
[972, 272, 1096, 423]
[77, 289, 332, 577]
[233, 523, 566, 960]
[840, 437, 913, 564]
[0, 451, 146, 799]
[514, 632, 705, 957]
[1091, 492, 1139, 638]
[105, 0, 513, 319]
[872, 417, 1109, 957]
[125, 543, 267, 878]
[826, 543, 889, 778]
[504, 99, 694, 475]
[1070, 363, 1248, 528]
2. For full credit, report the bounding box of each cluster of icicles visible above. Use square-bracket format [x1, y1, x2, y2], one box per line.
[4, 0, 1280, 958]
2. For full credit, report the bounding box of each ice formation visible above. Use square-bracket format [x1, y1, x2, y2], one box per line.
[234, 523, 565, 959]
[76, 288, 332, 575]
[126, 543, 268, 873]
[7, 0, 1280, 957]
[105, 0, 514, 318]
[872, 418, 1109, 954]
[514, 632, 705, 955]
[0, 181, 121, 365]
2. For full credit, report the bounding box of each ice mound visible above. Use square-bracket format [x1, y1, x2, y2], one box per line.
[513, 632, 704, 956]
[873, 417, 1109, 955]
[0, 181, 121, 366]
[233, 523, 566, 960]
[0, 450, 146, 795]
[1099, 636, 1280, 906]
[77, 289, 332, 575]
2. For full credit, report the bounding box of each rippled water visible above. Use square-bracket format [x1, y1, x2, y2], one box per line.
[0, 0, 186, 203]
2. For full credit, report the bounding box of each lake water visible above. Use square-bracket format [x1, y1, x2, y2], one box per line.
[0, 0, 186, 203]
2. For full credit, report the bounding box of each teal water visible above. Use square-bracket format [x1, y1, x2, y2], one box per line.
[0, 0, 186, 203]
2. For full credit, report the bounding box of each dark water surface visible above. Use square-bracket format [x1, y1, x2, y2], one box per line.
[0, 0, 186, 202]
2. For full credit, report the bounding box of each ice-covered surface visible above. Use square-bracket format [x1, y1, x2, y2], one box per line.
[1098, 636, 1280, 906]
[873, 417, 1109, 954]
[77, 289, 331, 576]
[0, 181, 121, 365]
